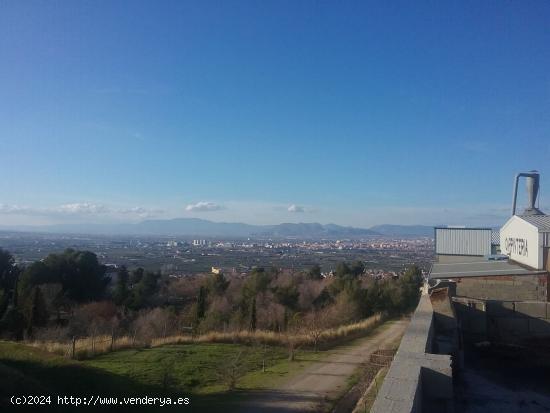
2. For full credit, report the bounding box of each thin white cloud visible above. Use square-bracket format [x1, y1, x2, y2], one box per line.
[58, 203, 110, 214]
[117, 206, 164, 218]
[0, 204, 36, 214]
[118, 206, 146, 214]
[0, 203, 164, 220]
[288, 204, 305, 213]
[0, 199, 518, 229]
[185, 201, 225, 212]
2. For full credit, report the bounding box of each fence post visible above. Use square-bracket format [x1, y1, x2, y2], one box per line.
[71, 336, 76, 359]
[91, 334, 95, 355]
[110, 330, 115, 352]
[262, 342, 266, 373]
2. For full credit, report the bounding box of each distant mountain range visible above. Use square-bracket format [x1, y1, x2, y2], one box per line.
[0, 219, 434, 239]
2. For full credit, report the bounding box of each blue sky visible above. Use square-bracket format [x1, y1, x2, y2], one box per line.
[1, 1, 549, 227]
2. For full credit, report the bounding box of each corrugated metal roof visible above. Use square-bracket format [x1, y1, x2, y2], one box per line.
[429, 260, 546, 279]
[518, 214, 550, 232]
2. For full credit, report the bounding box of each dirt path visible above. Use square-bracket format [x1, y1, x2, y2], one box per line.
[235, 319, 408, 413]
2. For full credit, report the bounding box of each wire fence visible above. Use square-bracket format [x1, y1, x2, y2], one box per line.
[28, 328, 194, 359]
[351, 348, 396, 413]
[59, 334, 135, 359]
[26, 314, 383, 360]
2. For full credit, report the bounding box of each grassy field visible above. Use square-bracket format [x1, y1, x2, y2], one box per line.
[0, 340, 163, 412]
[0, 339, 325, 412]
[83, 343, 306, 394]
[0, 318, 394, 412]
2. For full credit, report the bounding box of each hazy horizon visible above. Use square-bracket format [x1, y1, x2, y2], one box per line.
[0, 215, 500, 234]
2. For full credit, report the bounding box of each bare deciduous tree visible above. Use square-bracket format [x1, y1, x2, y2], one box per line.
[68, 301, 118, 337]
[132, 307, 176, 343]
[283, 312, 304, 361]
[218, 350, 244, 390]
[298, 279, 325, 310]
[304, 308, 330, 352]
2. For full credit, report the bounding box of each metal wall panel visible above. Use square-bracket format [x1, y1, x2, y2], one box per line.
[435, 228, 492, 256]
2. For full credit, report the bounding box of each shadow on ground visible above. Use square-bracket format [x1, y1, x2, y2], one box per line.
[206, 389, 323, 413]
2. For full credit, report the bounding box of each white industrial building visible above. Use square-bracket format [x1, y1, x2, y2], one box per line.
[500, 214, 550, 270]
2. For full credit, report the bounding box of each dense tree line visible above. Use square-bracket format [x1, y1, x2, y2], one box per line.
[0, 248, 112, 339]
[113, 266, 161, 310]
[0, 247, 423, 343]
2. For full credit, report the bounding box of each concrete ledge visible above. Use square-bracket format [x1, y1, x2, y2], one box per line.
[398, 294, 435, 354]
[371, 364, 422, 413]
[395, 352, 453, 399]
[371, 294, 454, 413]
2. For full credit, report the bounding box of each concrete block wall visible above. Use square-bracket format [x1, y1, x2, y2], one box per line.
[430, 287, 460, 355]
[529, 317, 550, 335]
[431, 287, 456, 331]
[454, 301, 487, 342]
[371, 294, 453, 413]
[490, 300, 550, 341]
[451, 274, 548, 301]
[514, 301, 548, 318]
[454, 297, 550, 343]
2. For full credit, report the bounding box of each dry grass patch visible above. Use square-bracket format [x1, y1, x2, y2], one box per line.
[26, 335, 141, 359]
[152, 313, 382, 349]
[26, 313, 383, 359]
